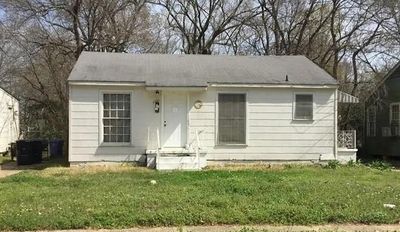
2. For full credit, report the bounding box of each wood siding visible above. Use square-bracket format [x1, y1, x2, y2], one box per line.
[69, 85, 336, 162]
[188, 87, 335, 161]
[0, 90, 19, 153]
[69, 85, 160, 162]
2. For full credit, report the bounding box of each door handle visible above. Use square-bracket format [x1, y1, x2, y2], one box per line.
[164, 121, 167, 127]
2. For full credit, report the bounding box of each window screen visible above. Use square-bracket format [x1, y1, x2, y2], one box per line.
[103, 93, 131, 143]
[218, 93, 246, 144]
[294, 94, 313, 120]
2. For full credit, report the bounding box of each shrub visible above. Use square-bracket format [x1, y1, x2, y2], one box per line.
[368, 160, 392, 171]
[346, 159, 361, 167]
[325, 160, 341, 169]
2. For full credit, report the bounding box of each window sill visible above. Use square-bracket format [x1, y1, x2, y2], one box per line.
[292, 118, 314, 122]
[215, 144, 248, 148]
[100, 143, 133, 147]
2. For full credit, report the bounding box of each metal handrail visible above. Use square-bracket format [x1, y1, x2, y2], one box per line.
[195, 129, 201, 169]
[156, 128, 161, 169]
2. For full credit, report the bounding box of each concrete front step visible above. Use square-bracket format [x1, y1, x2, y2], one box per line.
[146, 154, 207, 170]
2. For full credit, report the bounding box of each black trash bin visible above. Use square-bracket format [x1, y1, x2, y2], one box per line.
[16, 140, 33, 165]
[30, 140, 43, 163]
[16, 140, 43, 165]
[49, 139, 63, 158]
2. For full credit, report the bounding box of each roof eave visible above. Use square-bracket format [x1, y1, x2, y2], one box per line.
[69, 80, 338, 89]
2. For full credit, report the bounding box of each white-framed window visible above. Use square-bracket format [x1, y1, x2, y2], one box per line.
[293, 93, 313, 120]
[102, 93, 131, 144]
[366, 105, 376, 137]
[217, 93, 246, 145]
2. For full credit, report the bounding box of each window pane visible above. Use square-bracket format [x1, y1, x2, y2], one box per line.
[295, 94, 313, 120]
[218, 94, 246, 144]
[104, 94, 110, 101]
[111, 102, 117, 110]
[104, 110, 109, 118]
[104, 102, 110, 110]
[104, 127, 110, 135]
[103, 93, 131, 143]
[117, 102, 123, 110]
[118, 94, 124, 101]
[124, 94, 130, 101]
[103, 119, 110, 126]
[124, 110, 130, 117]
[124, 101, 130, 110]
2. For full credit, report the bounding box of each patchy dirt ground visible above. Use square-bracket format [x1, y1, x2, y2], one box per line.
[32, 224, 400, 232]
[0, 161, 22, 178]
[0, 169, 20, 178]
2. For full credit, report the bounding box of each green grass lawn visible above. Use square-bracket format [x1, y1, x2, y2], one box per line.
[0, 165, 399, 230]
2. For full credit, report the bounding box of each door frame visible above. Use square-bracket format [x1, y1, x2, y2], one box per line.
[160, 91, 189, 148]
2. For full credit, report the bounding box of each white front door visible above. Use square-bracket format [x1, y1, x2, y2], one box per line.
[162, 92, 187, 148]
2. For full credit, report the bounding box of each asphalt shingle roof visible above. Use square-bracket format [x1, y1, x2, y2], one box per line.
[68, 52, 337, 86]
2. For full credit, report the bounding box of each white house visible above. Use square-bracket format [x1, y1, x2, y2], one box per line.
[68, 52, 357, 169]
[0, 87, 19, 154]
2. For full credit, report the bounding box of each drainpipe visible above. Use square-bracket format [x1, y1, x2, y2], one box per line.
[334, 89, 338, 160]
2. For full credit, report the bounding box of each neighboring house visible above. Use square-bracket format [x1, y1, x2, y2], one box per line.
[364, 61, 400, 158]
[68, 52, 357, 169]
[0, 87, 19, 153]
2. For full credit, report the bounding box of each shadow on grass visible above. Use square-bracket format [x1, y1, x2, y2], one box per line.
[0, 156, 68, 171]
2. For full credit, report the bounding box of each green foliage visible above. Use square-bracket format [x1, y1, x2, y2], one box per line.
[0, 166, 400, 230]
[368, 161, 392, 171]
[325, 160, 341, 169]
[346, 159, 361, 167]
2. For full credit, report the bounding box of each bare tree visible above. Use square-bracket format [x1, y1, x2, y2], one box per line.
[150, 0, 256, 54]
[0, 0, 156, 146]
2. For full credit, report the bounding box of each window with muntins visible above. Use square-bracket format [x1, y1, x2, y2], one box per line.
[294, 94, 313, 120]
[367, 106, 376, 137]
[391, 103, 400, 136]
[391, 103, 400, 126]
[103, 93, 131, 143]
[218, 93, 246, 144]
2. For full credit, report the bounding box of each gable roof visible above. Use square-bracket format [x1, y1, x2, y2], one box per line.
[0, 86, 19, 101]
[365, 59, 400, 103]
[68, 52, 338, 87]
